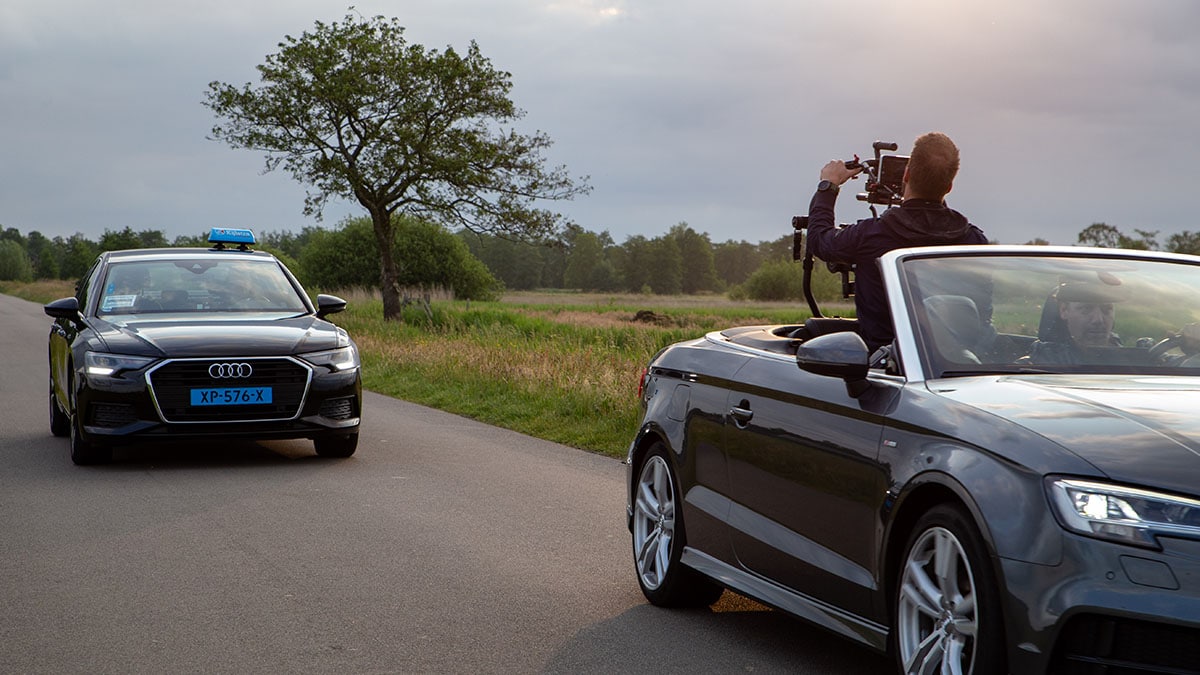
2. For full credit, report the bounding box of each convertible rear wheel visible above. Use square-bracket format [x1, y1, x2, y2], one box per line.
[894, 504, 1004, 675]
[632, 443, 723, 607]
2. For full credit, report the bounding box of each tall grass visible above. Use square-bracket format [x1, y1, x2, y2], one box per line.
[333, 290, 838, 456]
[0, 279, 76, 302]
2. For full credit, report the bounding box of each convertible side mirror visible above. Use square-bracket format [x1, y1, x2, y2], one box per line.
[797, 331, 871, 397]
[315, 294, 347, 319]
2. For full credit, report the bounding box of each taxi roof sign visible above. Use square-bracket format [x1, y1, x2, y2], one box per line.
[208, 227, 256, 250]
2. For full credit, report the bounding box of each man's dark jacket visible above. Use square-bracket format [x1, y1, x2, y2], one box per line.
[806, 189, 988, 350]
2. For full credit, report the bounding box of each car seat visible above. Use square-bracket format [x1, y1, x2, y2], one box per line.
[923, 295, 983, 364]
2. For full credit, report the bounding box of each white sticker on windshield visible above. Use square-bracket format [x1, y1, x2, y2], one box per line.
[101, 294, 137, 311]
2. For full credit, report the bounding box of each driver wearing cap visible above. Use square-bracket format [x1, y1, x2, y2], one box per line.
[1056, 282, 1126, 348]
[1027, 280, 1129, 364]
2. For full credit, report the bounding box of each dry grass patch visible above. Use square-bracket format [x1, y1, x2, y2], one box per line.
[353, 323, 643, 401]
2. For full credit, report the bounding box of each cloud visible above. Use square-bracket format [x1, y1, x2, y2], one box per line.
[543, 0, 627, 23]
[1, 0, 1198, 247]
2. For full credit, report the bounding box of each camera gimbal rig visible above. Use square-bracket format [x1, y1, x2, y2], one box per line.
[793, 141, 909, 317]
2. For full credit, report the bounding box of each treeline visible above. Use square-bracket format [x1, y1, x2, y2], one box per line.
[9, 218, 1187, 302]
[1073, 223, 1200, 254]
[0, 219, 831, 301]
[462, 222, 801, 296]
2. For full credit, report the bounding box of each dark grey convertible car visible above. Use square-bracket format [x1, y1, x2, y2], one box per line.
[626, 245, 1200, 674]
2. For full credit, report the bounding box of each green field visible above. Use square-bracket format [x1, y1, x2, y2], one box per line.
[5, 281, 839, 457]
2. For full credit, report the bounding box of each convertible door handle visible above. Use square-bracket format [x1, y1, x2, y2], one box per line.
[729, 405, 754, 426]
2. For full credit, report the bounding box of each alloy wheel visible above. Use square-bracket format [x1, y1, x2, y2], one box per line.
[897, 525, 979, 675]
[632, 454, 675, 591]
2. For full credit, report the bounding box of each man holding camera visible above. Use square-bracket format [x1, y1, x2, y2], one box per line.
[806, 132, 988, 351]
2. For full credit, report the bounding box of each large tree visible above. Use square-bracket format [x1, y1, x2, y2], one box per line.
[204, 12, 589, 319]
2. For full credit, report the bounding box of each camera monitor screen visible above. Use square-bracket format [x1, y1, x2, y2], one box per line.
[879, 154, 909, 197]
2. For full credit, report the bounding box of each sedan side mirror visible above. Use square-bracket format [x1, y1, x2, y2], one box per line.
[44, 297, 85, 329]
[797, 331, 871, 397]
[315, 294, 348, 319]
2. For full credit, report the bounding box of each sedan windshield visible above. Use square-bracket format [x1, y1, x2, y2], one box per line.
[901, 253, 1200, 377]
[97, 258, 309, 315]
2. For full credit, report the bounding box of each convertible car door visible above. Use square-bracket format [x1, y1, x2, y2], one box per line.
[722, 354, 897, 620]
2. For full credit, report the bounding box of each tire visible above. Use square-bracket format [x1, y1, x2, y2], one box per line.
[893, 504, 1005, 675]
[631, 443, 724, 608]
[70, 415, 111, 465]
[49, 379, 70, 437]
[314, 432, 358, 458]
[67, 372, 111, 465]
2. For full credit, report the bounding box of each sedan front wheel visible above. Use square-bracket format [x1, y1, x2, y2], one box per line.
[67, 372, 111, 465]
[314, 432, 358, 458]
[70, 415, 111, 465]
[49, 378, 70, 437]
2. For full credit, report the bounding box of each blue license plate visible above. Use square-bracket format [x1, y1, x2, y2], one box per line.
[190, 387, 273, 406]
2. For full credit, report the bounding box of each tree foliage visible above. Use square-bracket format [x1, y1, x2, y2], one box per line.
[299, 215, 501, 301]
[460, 233, 552, 290]
[99, 226, 169, 252]
[1077, 222, 1158, 250]
[1165, 231, 1200, 255]
[204, 12, 588, 320]
[0, 240, 33, 282]
[562, 229, 604, 290]
[668, 223, 720, 294]
[713, 240, 761, 286]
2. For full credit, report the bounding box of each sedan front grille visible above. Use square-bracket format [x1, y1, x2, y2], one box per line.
[147, 357, 311, 423]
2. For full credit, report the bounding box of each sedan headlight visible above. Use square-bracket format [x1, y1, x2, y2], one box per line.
[1048, 477, 1200, 549]
[300, 345, 359, 372]
[84, 351, 157, 378]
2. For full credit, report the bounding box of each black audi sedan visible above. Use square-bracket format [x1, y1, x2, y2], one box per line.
[626, 245, 1200, 674]
[45, 229, 361, 464]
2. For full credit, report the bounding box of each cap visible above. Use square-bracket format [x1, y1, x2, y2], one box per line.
[1055, 278, 1130, 303]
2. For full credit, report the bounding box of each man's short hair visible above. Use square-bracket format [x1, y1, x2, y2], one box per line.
[907, 132, 960, 200]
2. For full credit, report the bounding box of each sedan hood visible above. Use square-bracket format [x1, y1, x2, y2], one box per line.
[937, 375, 1200, 495]
[92, 314, 343, 357]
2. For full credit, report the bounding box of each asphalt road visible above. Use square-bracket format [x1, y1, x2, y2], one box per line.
[0, 292, 891, 674]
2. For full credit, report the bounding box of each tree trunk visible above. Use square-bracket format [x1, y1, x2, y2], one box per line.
[370, 209, 404, 321]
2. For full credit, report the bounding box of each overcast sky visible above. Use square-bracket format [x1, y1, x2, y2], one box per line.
[2, 0, 1197, 246]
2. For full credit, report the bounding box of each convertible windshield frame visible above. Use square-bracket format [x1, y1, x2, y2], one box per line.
[882, 245, 1200, 382]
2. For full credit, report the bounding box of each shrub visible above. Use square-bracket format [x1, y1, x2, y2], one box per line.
[299, 215, 502, 300]
[0, 241, 33, 282]
[739, 259, 845, 303]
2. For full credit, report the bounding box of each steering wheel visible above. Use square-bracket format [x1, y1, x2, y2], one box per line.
[1149, 334, 1200, 366]
[1149, 334, 1183, 362]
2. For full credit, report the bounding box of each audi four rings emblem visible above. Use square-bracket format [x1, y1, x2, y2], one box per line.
[208, 362, 253, 379]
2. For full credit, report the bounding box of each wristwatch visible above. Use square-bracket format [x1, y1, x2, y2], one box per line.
[817, 179, 839, 193]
